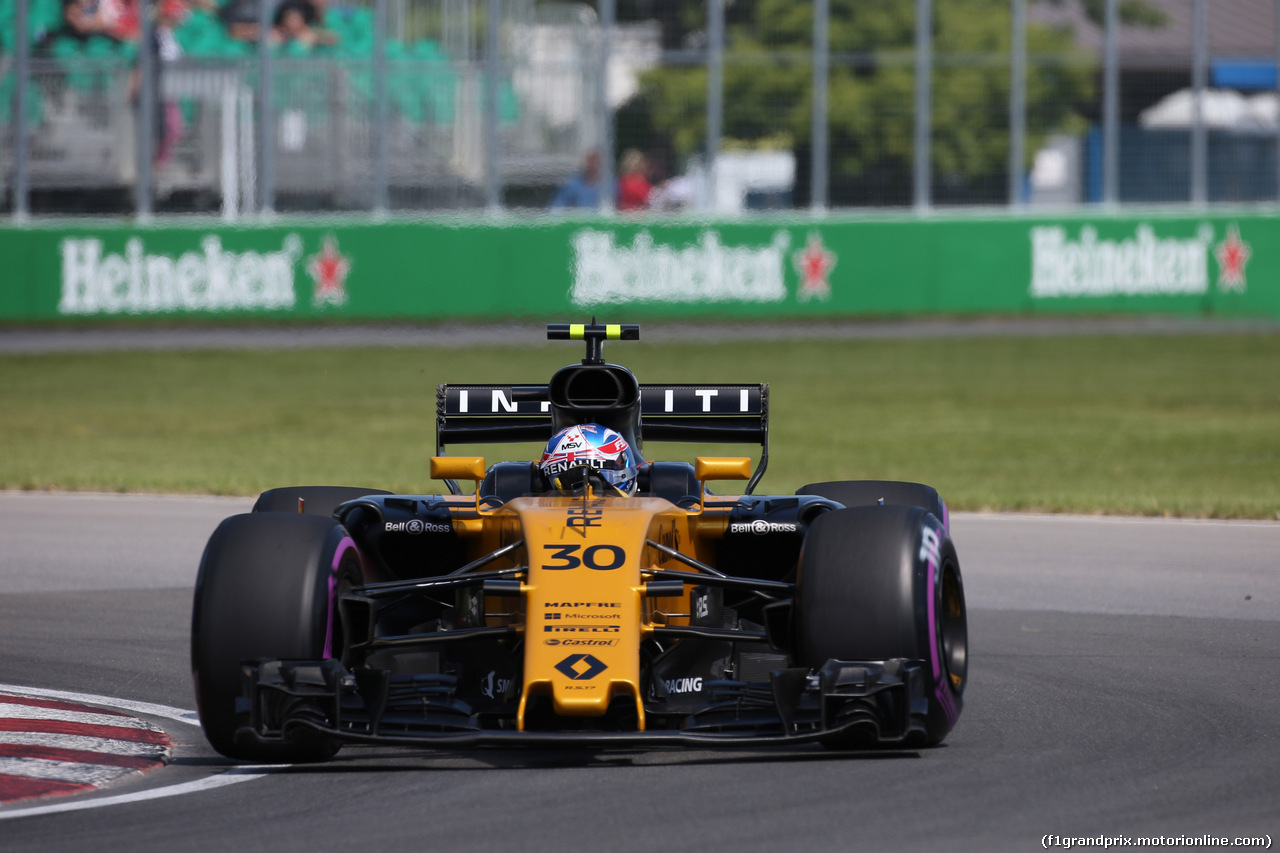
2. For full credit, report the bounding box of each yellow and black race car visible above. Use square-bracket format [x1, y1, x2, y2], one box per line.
[191, 321, 968, 762]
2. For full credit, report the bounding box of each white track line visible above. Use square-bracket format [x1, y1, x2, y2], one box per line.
[0, 685, 201, 728]
[0, 766, 286, 819]
[0, 684, 283, 820]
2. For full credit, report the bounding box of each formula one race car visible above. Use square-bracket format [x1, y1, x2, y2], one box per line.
[191, 321, 967, 762]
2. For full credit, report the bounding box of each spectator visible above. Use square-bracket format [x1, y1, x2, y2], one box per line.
[303, 0, 338, 46]
[219, 0, 334, 47]
[549, 151, 601, 210]
[99, 0, 140, 40]
[616, 148, 651, 212]
[273, 4, 316, 48]
[273, 0, 337, 48]
[60, 0, 118, 40]
[219, 0, 260, 41]
[129, 0, 187, 167]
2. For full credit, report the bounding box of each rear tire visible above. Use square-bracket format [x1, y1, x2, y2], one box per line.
[796, 506, 967, 747]
[252, 486, 391, 516]
[191, 512, 360, 762]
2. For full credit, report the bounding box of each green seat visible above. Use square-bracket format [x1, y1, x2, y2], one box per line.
[339, 31, 372, 57]
[175, 9, 224, 56]
[50, 35, 82, 58]
[411, 39, 443, 60]
[0, 74, 45, 126]
[500, 81, 519, 124]
[50, 37, 97, 92]
[215, 37, 253, 58]
[83, 35, 118, 56]
[280, 39, 311, 57]
[419, 64, 456, 125]
[30, 0, 64, 40]
[328, 6, 371, 42]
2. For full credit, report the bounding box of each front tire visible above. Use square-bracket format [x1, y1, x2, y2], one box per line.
[252, 485, 391, 516]
[795, 505, 967, 747]
[797, 480, 948, 529]
[191, 512, 360, 762]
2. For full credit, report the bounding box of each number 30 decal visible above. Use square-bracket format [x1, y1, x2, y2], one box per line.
[542, 544, 626, 571]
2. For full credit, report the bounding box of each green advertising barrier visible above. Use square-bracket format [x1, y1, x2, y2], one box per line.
[1, 210, 1277, 322]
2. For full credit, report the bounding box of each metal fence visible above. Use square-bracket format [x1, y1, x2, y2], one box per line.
[3, 0, 1280, 218]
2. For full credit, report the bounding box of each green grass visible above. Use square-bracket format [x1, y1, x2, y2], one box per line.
[2, 333, 1278, 518]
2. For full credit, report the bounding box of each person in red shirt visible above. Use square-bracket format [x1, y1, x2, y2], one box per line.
[616, 148, 652, 212]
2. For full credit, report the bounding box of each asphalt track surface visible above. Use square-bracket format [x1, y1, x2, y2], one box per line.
[0, 492, 1277, 852]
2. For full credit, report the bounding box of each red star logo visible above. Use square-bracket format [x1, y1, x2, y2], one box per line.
[792, 231, 836, 302]
[307, 235, 351, 306]
[1214, 224, 1250, 292]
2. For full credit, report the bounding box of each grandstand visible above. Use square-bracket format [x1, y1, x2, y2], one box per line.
[1, 0, 594, 211]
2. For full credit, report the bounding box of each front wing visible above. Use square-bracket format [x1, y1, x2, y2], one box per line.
[239, 656, 933, 750]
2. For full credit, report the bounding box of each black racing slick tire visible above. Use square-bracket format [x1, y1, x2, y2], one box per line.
[252, 486, 391, 517]
[797, 480, 948, 528]
[191, 512, 360, 762]
[795, 505, 967, 747]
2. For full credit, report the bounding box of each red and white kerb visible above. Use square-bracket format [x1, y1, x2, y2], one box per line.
[0, 692, 172, 804]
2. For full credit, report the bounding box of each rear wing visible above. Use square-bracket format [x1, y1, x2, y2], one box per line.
[436, 383, 770, 493]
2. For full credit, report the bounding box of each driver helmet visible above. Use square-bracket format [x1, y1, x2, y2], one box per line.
[539, 424, 638, 495]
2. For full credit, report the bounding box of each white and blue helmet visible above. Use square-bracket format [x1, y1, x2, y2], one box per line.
[539, 424, 638, 495]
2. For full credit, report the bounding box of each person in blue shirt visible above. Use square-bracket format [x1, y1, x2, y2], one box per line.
[549, 151, 601, 210]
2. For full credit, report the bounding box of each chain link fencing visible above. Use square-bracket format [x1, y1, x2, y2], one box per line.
[2, 0, 1278, 217]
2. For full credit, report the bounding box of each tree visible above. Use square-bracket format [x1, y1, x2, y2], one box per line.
[630, 0, 1100, 206]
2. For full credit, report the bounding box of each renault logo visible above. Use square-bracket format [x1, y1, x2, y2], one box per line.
[554, 654, 608, 680]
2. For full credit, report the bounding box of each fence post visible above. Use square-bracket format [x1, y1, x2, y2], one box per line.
[913, 0, 931, 211]
[373, 0, 389, 215]
[12, 0, 30, 220]
[258, 0, 275, 215]
[706, 0, 724, 211]
[483, 0, 500, 210]
[1102, 0, 1119, 206]
[1190, 0, 1208, 205]
[136, 0, 155, 219]
[1009, 0, 1026, 207]
[810, 0, 829, 211]
[598, 0, 615, 212]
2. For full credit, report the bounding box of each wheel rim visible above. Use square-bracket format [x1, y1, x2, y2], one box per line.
[938, 558, 968, 693]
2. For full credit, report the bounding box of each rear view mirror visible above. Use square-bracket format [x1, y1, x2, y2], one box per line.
[431, 456, 486, 481]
